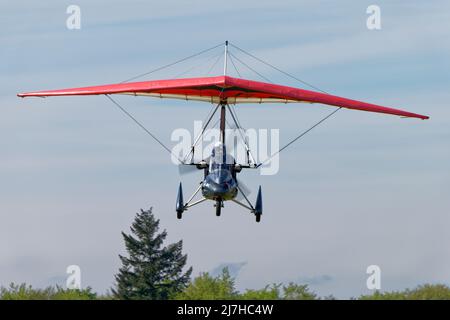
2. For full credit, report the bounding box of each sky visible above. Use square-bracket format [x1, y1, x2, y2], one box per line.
[1, 1, 449, 298]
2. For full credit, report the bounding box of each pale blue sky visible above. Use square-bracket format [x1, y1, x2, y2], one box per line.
[1, 1, 449, 298]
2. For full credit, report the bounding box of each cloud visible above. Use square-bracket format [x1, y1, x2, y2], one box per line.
[210, 262, 247, 279]
[296, 274, 333, 286]
[248, 8, 450, 74]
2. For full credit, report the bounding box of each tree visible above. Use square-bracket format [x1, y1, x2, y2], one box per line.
[240, 284, 281, 300]
[282, 283, 317, 300]
[113, 208, 192, 300]
[175, 268, 238, 300]
[241, 283, 318, 300]
[176, 268, 321, 300]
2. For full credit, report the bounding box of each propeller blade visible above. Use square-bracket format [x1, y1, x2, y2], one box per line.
[178, 160, 208, 176]
[178, 164, 199, 176]
[236, 179, 252, 200]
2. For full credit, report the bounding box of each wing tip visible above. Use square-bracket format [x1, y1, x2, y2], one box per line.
[17, 92, 49, 98]
[415, 114, 429, 120]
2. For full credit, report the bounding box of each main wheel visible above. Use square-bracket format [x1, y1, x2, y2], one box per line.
[215, 201, 221, 216]
[177, 211, 183, 219]
[255, 213, 261, 223]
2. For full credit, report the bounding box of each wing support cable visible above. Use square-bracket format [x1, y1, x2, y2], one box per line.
[172, 49, 224, 79]
[227, 42, 343, 168]
[227, 52, 242, 78]
[121, 42, 224, 83]
[229, 42, 329, 94]
[226, 104, 258, 167]
[257, 107, 342, 168]
[228, 52, 273, 83]
[182, 102, 222, 164]
[105, 94, 185, 164]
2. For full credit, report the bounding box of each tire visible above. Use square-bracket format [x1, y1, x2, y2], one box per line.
[255, 213, 261, 223]
[216, 202, 221, 216]
[177, 211, 183, 219]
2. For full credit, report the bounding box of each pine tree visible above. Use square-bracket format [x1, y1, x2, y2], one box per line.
[112, 208, 192, 300]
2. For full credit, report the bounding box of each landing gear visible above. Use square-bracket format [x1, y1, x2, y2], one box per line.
[231, 185, 263, 223]
[254, 186, 263, 223]
[215, 200, 222, 216]
[176, 183, 185, 219]
[175, 182, 207, 220]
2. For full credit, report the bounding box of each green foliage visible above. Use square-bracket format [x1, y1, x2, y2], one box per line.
[2, 280, 450, 300]
[112, 208, 192, 300]
[282, 282, 317, 300]
[0, 283, 96, 300]
[408, 284, 450, 300]
[175, 268, 238, 300]
[240, 284, 281, 300]
[359, 284, 450, 300]
[177, 269, 318, 300]
[240, 283, 317, 300]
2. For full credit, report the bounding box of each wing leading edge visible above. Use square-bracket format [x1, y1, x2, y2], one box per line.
[18, 75, 429, 120]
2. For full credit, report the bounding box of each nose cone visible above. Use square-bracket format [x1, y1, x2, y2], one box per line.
[209, 182, 230, 195]
[202, 176, 237, 200]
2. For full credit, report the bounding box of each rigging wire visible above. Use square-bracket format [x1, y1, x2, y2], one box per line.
[108, 41, 342, 170]
[105, 94, 184, 164]
[229, 42, 329, 94]
[184, 117, 221, 163]
[228, 52, 273, 83]
[216, 50, 255, 165]
[120, 42, 223, 83]
[228, 43, 343, 167]
[181, 103, 221, 163]
[181, 86, 226, 163]
[257, 107, 342, 168]
[173, 49, 223, 79]
[227, 52, 242, 78]
[226, 104, 258, 166]
[229, 103, 245, 131]
[207, 52, 224, 75]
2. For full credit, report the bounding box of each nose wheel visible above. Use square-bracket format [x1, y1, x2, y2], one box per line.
[215, 200, 222, 216]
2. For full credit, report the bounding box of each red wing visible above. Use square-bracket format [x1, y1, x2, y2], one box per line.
[18, 75, 429, 120]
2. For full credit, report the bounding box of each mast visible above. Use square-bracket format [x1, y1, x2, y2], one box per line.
[223, 40, 228, 76]
[220, 41, 228, 145]
[220, 103, 226, 144]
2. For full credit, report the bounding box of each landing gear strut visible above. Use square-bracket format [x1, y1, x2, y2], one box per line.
[176, 182, 207, 220]
[231, 185, 263, 223]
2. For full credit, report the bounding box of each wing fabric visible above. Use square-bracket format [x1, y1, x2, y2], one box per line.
[18, 76, 429, 120]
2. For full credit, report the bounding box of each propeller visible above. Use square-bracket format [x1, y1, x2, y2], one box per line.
[178, 160, 208, 176]
[236, 179, 252, 201]
[178, 163, 199, 176]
